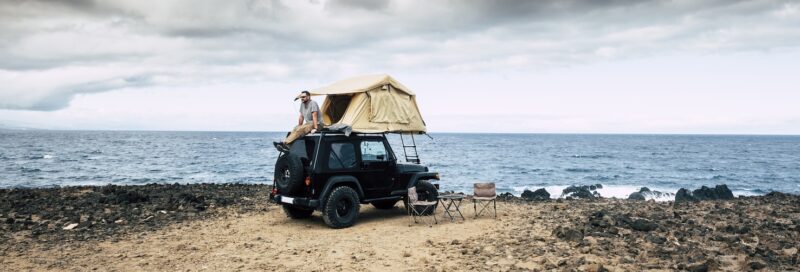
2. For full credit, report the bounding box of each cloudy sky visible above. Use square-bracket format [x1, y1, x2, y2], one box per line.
[1, 0, 799, 134]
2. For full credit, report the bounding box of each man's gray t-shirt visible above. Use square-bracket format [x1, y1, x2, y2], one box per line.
[300, 100, 324, 126]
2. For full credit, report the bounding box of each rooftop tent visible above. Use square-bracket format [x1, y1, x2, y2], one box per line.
[310, 74, 427, 134]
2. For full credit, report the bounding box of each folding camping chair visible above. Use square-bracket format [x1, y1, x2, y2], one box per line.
[407, 187, 438, 226]
[472, 182, 497, 218]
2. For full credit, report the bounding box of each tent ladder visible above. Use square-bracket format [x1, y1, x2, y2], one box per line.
[400, 133, 420, 164]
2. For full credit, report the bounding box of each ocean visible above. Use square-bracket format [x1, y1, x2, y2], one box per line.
[2, 130, 799, 200]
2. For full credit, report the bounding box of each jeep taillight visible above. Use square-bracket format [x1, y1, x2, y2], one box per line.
[271, 187, 277, 194]
[304, 176, 311, 186]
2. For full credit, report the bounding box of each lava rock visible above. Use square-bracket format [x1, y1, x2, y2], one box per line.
[553, 226, 584, 243]
[629, 187, 673, 201]
[675, 184, 734, 203]
[693, 185, 734, 200]
[497, 192, 515, 201]
[630, 219, 658, 232]
[748, 261, 766, 270]
[628, 192, 646, 201]
[562, 185, 601, 199]
[521, 188, 550, 201]
[675, 188, 694, 202]
[646, 234, 667, 244]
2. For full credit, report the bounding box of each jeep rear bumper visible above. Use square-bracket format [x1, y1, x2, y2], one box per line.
[270, 193, 320, 209]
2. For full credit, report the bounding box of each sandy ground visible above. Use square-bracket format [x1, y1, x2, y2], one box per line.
[3, 187, 799, 272]
[3, 203, 513, 271]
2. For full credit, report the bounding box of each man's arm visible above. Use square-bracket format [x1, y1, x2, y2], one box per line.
[312, 111, 319, 130]
[297, 114, 304, 126]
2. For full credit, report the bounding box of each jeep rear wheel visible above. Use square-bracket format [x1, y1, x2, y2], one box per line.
[371, 199, 399, 210]
[322, 186, 360, 229]
[274, 153, 304, 195]
[282, 205, 314, 219]
[406, 180, 439, 215]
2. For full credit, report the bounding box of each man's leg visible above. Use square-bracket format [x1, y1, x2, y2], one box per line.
[283, 123, 315, 145]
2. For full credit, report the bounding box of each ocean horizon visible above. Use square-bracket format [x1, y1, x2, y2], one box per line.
[2, 130, 799, 200]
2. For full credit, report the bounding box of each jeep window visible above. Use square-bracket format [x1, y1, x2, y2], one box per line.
[328, 142, 356, 169]
[360, 140, 389, 162]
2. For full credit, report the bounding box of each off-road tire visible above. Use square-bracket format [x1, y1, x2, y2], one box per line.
[371, 199, 399, 210]
[274, 153, 304, 195]
[322, 186, 360, 228]
[406, 180, 439, 215]
[282, 205, 314, 219]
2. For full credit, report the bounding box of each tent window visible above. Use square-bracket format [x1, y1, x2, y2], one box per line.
[325, 95, 352, 124]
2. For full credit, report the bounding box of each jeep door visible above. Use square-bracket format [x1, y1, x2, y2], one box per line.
[357, 139, 395, 198]
[319, 140, 359, 196]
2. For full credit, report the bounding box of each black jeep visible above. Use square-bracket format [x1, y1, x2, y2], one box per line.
[269, 132, 439, 228]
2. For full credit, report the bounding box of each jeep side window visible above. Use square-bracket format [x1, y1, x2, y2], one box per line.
[328, 142, 356, 169]
[360, 140, 388, 162]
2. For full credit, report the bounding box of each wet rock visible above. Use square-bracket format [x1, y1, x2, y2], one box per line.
[675, 188, 694, 202]
[562, 185, 601, 199]
[693, 185, 734, 200]
[628, 192, 646, 201]
[521, 188, 550, 201]
[498, 192, 515, 201]
[629, 187, 672, 201]
[675, 184, 734, 203]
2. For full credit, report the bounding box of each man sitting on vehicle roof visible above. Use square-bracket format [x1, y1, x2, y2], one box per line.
[274, 90, 324, 152]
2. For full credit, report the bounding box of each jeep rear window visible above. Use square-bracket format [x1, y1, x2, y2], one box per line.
[328, 142, 356, 170]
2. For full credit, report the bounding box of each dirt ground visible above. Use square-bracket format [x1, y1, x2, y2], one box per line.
[2, 202, 513, 271]
[3, 186, 798, 271]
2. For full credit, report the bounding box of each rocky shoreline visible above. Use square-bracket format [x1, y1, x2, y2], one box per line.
[1, 183, 271, 252]
[2, 183, 799, 271]
[445, 190, 800, 271]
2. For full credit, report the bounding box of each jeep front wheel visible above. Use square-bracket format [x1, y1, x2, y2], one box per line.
[322, 186, 360, 228]
[282, 205, 313, 219]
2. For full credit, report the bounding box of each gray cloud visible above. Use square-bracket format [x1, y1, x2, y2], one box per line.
[1, 0, 799, 110]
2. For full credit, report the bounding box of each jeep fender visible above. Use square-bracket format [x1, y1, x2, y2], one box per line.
[405, 172, 440, 189]
[319, 175, 365, 209]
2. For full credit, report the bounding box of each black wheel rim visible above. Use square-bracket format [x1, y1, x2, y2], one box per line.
[336, 198, 352, 217]
[279, 168, 290, 186]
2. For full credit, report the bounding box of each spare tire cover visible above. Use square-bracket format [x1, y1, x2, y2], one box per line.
[274, 153, 304, 194]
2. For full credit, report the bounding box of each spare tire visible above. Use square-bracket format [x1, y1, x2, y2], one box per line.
[274, 153, 304, 195]
[406, 180, 438, 216]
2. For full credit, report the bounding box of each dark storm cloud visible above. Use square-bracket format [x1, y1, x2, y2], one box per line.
[1, 0, 799, 110]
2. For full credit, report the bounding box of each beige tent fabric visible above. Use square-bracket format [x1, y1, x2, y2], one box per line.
[310, 74, 415, 96]
[315, 75, 426, 133]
